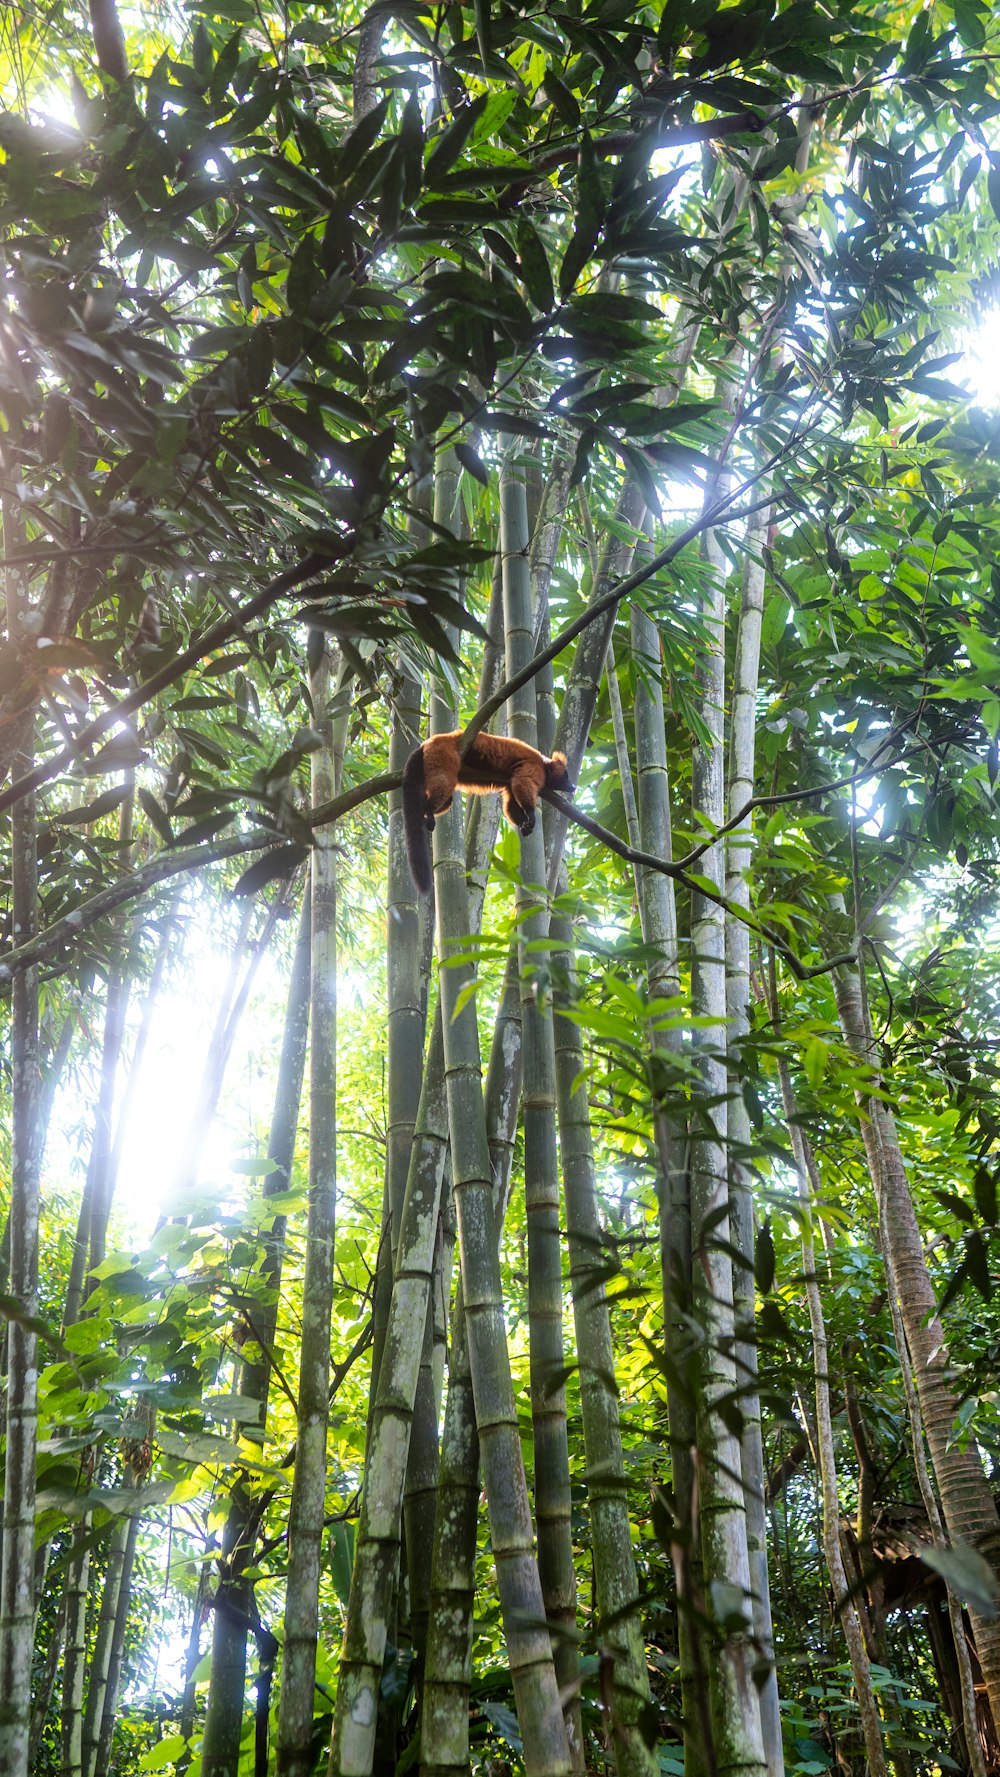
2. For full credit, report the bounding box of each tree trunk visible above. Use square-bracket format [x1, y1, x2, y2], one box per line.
[330, 1007, 449, 1776]
[432, 644, 570, 1774]
[94, 1511, 139, 1777]
[774, 1049, 888, 1776]
[833, 951, 1000, 1733]
[629, 602, 708, 1775]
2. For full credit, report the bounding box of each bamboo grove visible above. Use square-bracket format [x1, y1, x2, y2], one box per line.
[5, 0, 1000, 1773]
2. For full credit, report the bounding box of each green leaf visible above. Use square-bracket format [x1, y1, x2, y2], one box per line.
[974, 1167, 997, 1225]
[559, 132, 605, 298]
[139, 1735, 188, 1770]
[139, 788, 173, 845]
[329, 1520, 355, 1604]
[233, 844, 308, 896]
[516, 220, 555, 313]
[454, 440, 490, 486]
[54, 787, 130, 825]
[425, 94, 488, 182]
[754, 1220, 775, 1295]
[920, 1541, 998, 1618]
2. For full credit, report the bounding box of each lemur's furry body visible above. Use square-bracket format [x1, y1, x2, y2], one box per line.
[401, 731, 575, 895]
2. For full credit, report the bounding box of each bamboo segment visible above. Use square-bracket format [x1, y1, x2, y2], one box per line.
[433, 795, 570, 1777]
[500, 453, 583, 1769]
[551, 907, 658, 1777]
[724, 504, 784, 1771]
[629, 603, 705, 1774]
[689, 453, 766, 1774]
[331, 1015, 448, 1777]
[277, 644, 338, 1777]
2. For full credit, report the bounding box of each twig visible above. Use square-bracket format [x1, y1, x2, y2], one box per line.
[0, 550, 345, 818]
[543, 790, 855, 982]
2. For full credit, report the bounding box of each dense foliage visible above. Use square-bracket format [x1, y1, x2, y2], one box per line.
[5, 0, 1000, 1774]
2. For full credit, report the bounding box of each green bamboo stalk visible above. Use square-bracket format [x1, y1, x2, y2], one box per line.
[277, 641, 338, 1777]
[60, 787, 137, 1777]
[81, 1516, 132, 1777]
[93, 1513, 141, 1777]
[332, 462, 463, 1777]
[360, 661, 429, 1777]
[418, 1301, 478, 1777]
[63, 784, 134, 1330]
[771, 1048, 888, 1775]
[629, 604, 706, 1775]
[84, 1402, 153, 1777]
[60, 1520, 90, 1777]
[545, 476, 648, 892]
[689, 443, 766, 1774]
[402, 1287, 440, 1679]
[421, 453, 574, 1777]
[724, 503, 784, 1771]
[0, 505, 41, 1777]
[551, 902, 658, 1777]
[500, 449, 583, 1769]
[369, 665, 426, 1419]
[202, 885, 311, 1777]
[422, 461, 650, 1777]
[29, 1583, 68, 1769]
[330, 1009, 449, 1777]
[433, 781, 571, 1777]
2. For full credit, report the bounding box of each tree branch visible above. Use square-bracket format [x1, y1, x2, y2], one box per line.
[0, 772, 400, 985]
[459, 467, 788, 759]
[0, 551, 342, 816]
[543, 790, 856, 982]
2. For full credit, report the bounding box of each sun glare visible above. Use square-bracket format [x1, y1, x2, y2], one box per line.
[45, 911, 290, 1241]
[962, 307, 1000, 410]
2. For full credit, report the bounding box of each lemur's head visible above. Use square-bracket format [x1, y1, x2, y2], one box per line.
[546, 753, 576, 795]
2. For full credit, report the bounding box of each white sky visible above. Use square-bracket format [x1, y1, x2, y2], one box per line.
[962, 309, 1000, 408]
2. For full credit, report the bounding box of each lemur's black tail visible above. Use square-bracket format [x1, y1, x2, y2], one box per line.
[401, 746, 433, 896]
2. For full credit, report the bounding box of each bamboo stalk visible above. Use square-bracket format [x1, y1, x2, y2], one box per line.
[551, 903, 658, 1777]
[202, 885, 311, 1777]
[500, 447, 583, 1769]
[688, 426, 766, 1772]
[724, 503, 784, 1771]
[433, 783, 571, 1777]
[0, 500, 41, 1777]
[277, 641, 338, 1777]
